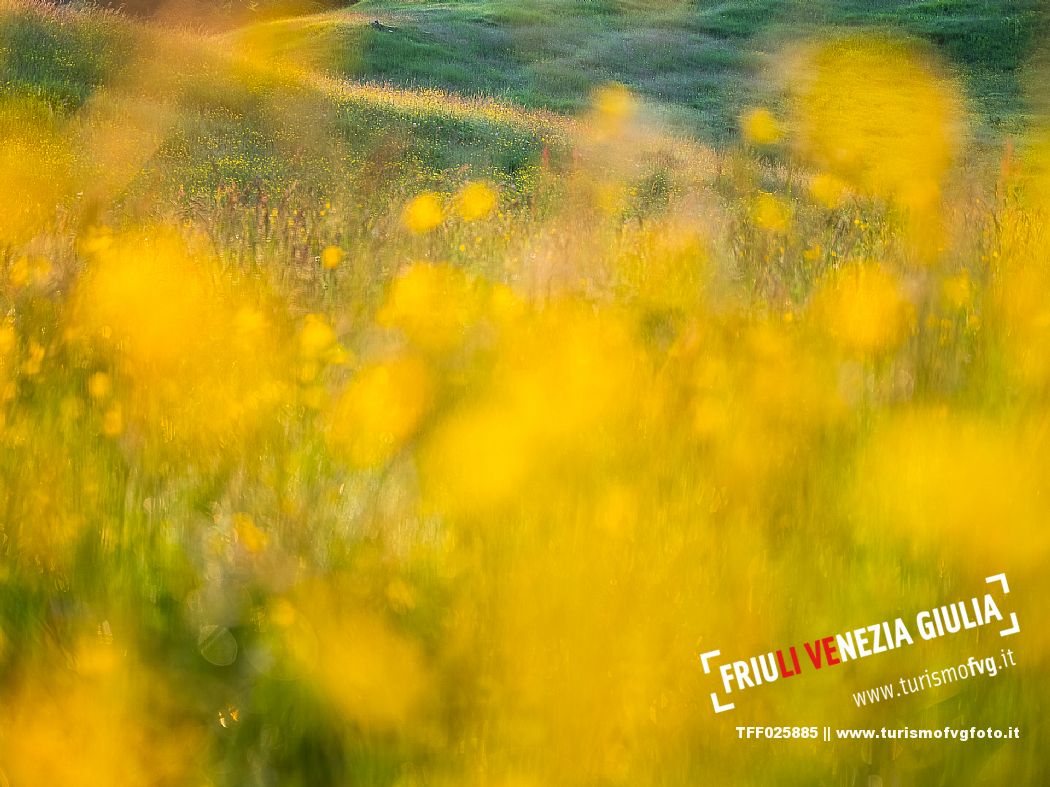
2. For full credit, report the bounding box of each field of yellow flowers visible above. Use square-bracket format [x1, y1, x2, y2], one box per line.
[0, 1, 1047, 785]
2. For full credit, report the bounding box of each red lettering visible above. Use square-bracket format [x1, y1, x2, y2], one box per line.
[776, 648, 801, 678]
[822, 636, 841, 666]
[804, 640, 824, 668]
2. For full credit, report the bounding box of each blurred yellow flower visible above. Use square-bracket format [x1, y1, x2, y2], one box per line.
[233, 306, 267, 344]
[288, 588, 431, 734]
[809, 172, 848, 209]
[102, 404, 123, 437]
[327, 355, 435, 467]
[269, 597, 297, 627]
[790, 35, 960, 210]
[857, 411, 1050, 568]
[76, 230, 211, 370]
[592, 82, 636, 122]
[753, 192, 791, 232]
[0, 321, 15, 357]
[299, 313, 336, 357]
[73, 636, 121, 677]
[488, 282, 526, 327]
[402, 192, 444, 233]
[421, 303, 641, 516]
[421, 403, 535, 516]
[88, 371, 112, 400]
[74, 229, 290, 450]
[234, 512, 269, 553]
[741, 107, 782, 145]
[377, 262, 481, 353]
[812, 262, 913, 353]
[456, 181, 498, 221]
[321, 244, 344, 270]
[1, 662, 201, 786]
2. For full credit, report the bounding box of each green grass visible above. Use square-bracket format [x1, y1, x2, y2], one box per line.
[0, 1, 562, 229]
[295, 0, 1043, 138]
[0, 3, 134, 110]
[2, 0, 1041, 144]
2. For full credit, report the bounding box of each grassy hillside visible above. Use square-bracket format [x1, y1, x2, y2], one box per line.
[6, 1, 1039, 140]
[0, 2, 564, 225]
[262, 0, 1044, 138]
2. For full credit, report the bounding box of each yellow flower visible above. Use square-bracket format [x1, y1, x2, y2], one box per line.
[234, 513, 269, 553]
[752, 192, 790, 232]
[321, 244, 344, 270]
[377, 262, 480, 353]
[420, 303, 640, 516]
[456, 181, 498, 221]
[741, 107, 781, 145]
[269, 598, 297, 627]
[488, 283, 526, 327]
[592, 82, 636, 122]
[327, 355, 435, 467]
[287, 585, 431, 734]
[102, 404, 124, 437]
[73, 229, 291, 450]
[812, 262, 913, 353]
[88, 371, 112, 400]
[809, 172, 848, 209]
[298, 313, 337, 359]
[857, 411, 1049, 567]
[75, 230, 211, 370]
[421, 403, 535, 516]
[0, 665, 201, 786]
[402, 192, 443, 234]
[790, 35, 961, 208]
